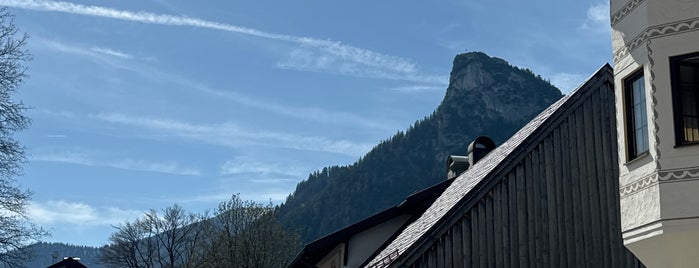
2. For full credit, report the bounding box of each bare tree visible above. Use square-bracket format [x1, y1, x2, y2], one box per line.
[100, 196, 301, 268]
[196, 195, 301, 268]
[149, 205, 207, 268]
[100, 221, 154, 268]
[99, 206, 207, 268]
[0, 7, 48, 268]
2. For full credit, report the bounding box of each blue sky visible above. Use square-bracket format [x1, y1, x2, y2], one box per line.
[2, 0, 611, 246]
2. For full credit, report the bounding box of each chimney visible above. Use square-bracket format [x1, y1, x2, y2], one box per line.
[446, 136, 496, 180]
[446, 155, 469, 180]
[468, 136, 495, 166]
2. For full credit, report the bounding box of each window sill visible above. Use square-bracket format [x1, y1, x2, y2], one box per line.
[624, 151, 650, 166]
[674, 142, 699, 149]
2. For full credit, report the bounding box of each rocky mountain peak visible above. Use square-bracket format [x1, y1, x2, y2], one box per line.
[278, 52, 563, 243]
[441, 52, 562, 125]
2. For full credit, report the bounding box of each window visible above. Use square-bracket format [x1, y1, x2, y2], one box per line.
[671, 52, 699, 145]
[625, 70, 648, 159]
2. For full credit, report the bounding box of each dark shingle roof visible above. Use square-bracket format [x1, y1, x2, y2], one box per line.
[289, 178, 454, 268]
[366, 64, 613, 267]
[47, 257, 87, 268]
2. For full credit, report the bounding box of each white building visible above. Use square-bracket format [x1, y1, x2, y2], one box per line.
[611, 0, 699, 267]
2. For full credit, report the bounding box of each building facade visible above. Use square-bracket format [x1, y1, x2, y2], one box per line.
[611, 0, 699, 267]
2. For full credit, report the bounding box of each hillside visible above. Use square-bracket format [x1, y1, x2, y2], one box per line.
[23, 242, 102, 268]
[277, 52, 563, 242]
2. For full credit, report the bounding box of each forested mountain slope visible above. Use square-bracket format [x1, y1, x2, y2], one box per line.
[278, 52, 563, 242]
[23, 242, 102, 268]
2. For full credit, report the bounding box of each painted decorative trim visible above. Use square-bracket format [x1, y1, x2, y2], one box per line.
[611, 0, 646, 26]
[646, 39, 662, 170]
[620, 167, 699, 197]
[613, 17, 699, 62]
[620, 173, 658, 198]
[613, 31, 646, 62]
[658, 167, 699, 181]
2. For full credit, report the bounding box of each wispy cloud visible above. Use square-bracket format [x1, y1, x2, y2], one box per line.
[240, 191, 290, 203]
[580, 2, 610, 35]
[172, 190, 289, 204]
[247, 178, 298, 184]
[277, 45, 448, 84]
[33, 38, 397, 132]
[387, 85, 445, 93]
[90, 47, 133, 59]
[32, 151, 202, 176]
[29, 200, 143, 226]
[549, 72, 586, 93]
[33, 37, 136, 64]
[190, 83, 397, 131]
[219, 156, 306, 177]
[31, 108, 76, 119]
[91, 112, 374, 156]
[3, 0, 444, 84]
[34, 37, 95, 57]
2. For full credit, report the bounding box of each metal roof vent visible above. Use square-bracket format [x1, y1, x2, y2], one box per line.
[446, 136, 496, 180]
[446, 155, 469, 180]
[468, 136, 496, 166]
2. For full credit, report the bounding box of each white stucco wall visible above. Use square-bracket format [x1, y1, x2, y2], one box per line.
[611, 0, 699, 266]
[313, 214, 411, 268]
[346, 214, 411, 268]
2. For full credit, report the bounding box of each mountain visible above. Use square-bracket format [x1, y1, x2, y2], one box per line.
[277, 52, 563, 242]
[22, 242, 102, 268]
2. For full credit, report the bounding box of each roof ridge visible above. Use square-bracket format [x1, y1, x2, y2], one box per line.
[364, 64, 612, 268]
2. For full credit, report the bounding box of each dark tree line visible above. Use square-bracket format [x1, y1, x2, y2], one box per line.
[99, 194, 301, 268]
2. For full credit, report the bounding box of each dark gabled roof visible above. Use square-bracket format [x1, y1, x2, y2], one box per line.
[289, 178, 455, 268]
[366, 64, 614, 267]
[47, 257, 87, 268]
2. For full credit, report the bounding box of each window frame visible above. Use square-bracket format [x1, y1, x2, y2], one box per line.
[670, 51, 699, 146]
[624, 69, 649, 160]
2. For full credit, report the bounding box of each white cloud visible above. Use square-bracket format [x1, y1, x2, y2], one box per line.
[33, 38, 397, 132]
[32, 151, 202, 176]
[277, 45, 448, 84]
[91, 112, 374, 156]
[190, 82, 397, 131]
[31, 108, 76, 119]
[29, 200, 143, 226]
[247, 178, 297, 184]
[193, 190, 289, 204]
[587, 4, 608, 22]
[32, 37, 138, 69]
[176, 192, 234, 204]
[387, 85, 445, 93]
[3, 0, 444, 84]
[90, 47, 133, 59]
[46, 134, 66, 138]
[549, 72, 586, 93]
[34, 37, 94, 57]
[175, 190, 289, 205]
[240, 191, 289, 203]
[580, 2, 610, 34]
[219, 156, 306, 177]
